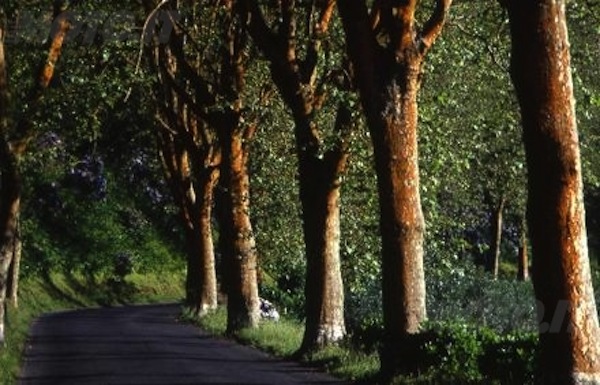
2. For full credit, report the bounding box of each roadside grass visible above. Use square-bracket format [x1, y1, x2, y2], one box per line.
[0, 271, 185, 385]
[188, 307, 380, 384]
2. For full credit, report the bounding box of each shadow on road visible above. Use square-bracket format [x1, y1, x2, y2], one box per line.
[19, 304, 349, 385]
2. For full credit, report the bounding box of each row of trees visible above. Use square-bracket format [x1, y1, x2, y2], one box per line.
[1, 0, 600, 383]
[140, 0, 600, 382]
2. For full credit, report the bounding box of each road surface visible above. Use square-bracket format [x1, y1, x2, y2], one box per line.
[18, 304, 348, 385]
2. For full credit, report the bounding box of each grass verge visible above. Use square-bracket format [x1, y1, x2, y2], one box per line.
[185, 307, 380, 384]
[0, 271, 185, 385]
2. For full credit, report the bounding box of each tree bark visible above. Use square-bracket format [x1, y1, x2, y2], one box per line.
[502, 1, 600, 383]
[338, 0, 451, 374]
[219, 122, 260, 333]
[375, 66, 426, 343]
[150, 19, 221, 317]
[193, 167, 219, 314]
[241, 0, 349, 353]
[157, 128, 219, 316]
[7, 217, 22, 308]
[297, 107, 350, 353]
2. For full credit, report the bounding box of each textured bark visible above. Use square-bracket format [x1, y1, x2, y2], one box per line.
[338, 0, 451, 374]
[297, 107, 350, 353]
[150, 19, 220, 317]
[148, 2, 259, 330]
[213, 3, 261, 334]
[219, 124, 260, 333]
[7, 218, 22, 307]
[242, 1, 349, 352]
[194, 168, 219, 314]
[157, 128, 219, 316]
[502, 1, 600, 383]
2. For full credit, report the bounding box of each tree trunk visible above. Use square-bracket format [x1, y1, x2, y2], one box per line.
[517, 218, 529, 281]
[375, 67, 427, 345]
[241, 2, 350, 351]
[183, 167, 219, 316]
[338, 0, 452, 375]
[157, 130, 219, 317]
[0, 149, 21, 346]
[503, 1, 600, 383]
[297, 108, 350, 354]
[489, 196, 506, 279]
[7, 217, 22, 308]
[0, 26, 19, 347]
[219, 123, 260, 334]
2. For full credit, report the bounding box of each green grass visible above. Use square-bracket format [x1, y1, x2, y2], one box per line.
[0, 271, 185, 385]
[189, 308, 380, 384]
[237, 317, 304, 356]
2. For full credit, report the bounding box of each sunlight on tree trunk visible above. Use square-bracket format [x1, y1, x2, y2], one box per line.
[220, 124, 260, 333]
[338, 0, 452, 374]
[298, 106, 351, 353]
[502, 0, 600, 383]
[7, 218, 22, 308]
[241, 0, 349, 351]
[148, 10, 222, 317]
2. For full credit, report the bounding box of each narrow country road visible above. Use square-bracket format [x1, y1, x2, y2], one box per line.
[18, 304, 348, 385]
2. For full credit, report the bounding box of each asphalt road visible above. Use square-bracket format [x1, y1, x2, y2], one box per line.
[18, 304, 348, 385]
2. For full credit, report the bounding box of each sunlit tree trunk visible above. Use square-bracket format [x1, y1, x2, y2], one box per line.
[502, 1, 600, 383]
[373, 66, 427, 353]
[218, 121, 260, 333]
[242, 0, 349, 352]
[193, 168, 219, 314]
[296, 107, 350, 353]
[338, 0, 451, 374]
[7, 218, 22, 307]
[180, 174, 219, 316]
[158, 132, 219, 316]
[150, 20, 221, 317]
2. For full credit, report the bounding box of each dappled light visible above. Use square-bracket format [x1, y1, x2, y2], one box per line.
[1, 1, 600, 384]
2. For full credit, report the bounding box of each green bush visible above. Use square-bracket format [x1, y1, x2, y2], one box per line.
[479, 330, 537, 385]
[381, 322, 537, 384]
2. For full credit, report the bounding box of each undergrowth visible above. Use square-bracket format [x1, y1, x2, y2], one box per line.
[187, 307, 537, 385]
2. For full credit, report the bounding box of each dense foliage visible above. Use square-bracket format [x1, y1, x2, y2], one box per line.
[1, 0, 600, 383]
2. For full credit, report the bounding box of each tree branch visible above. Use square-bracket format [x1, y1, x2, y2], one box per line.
[338, 0, 380, 112]
[420, 0, 452, 54]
